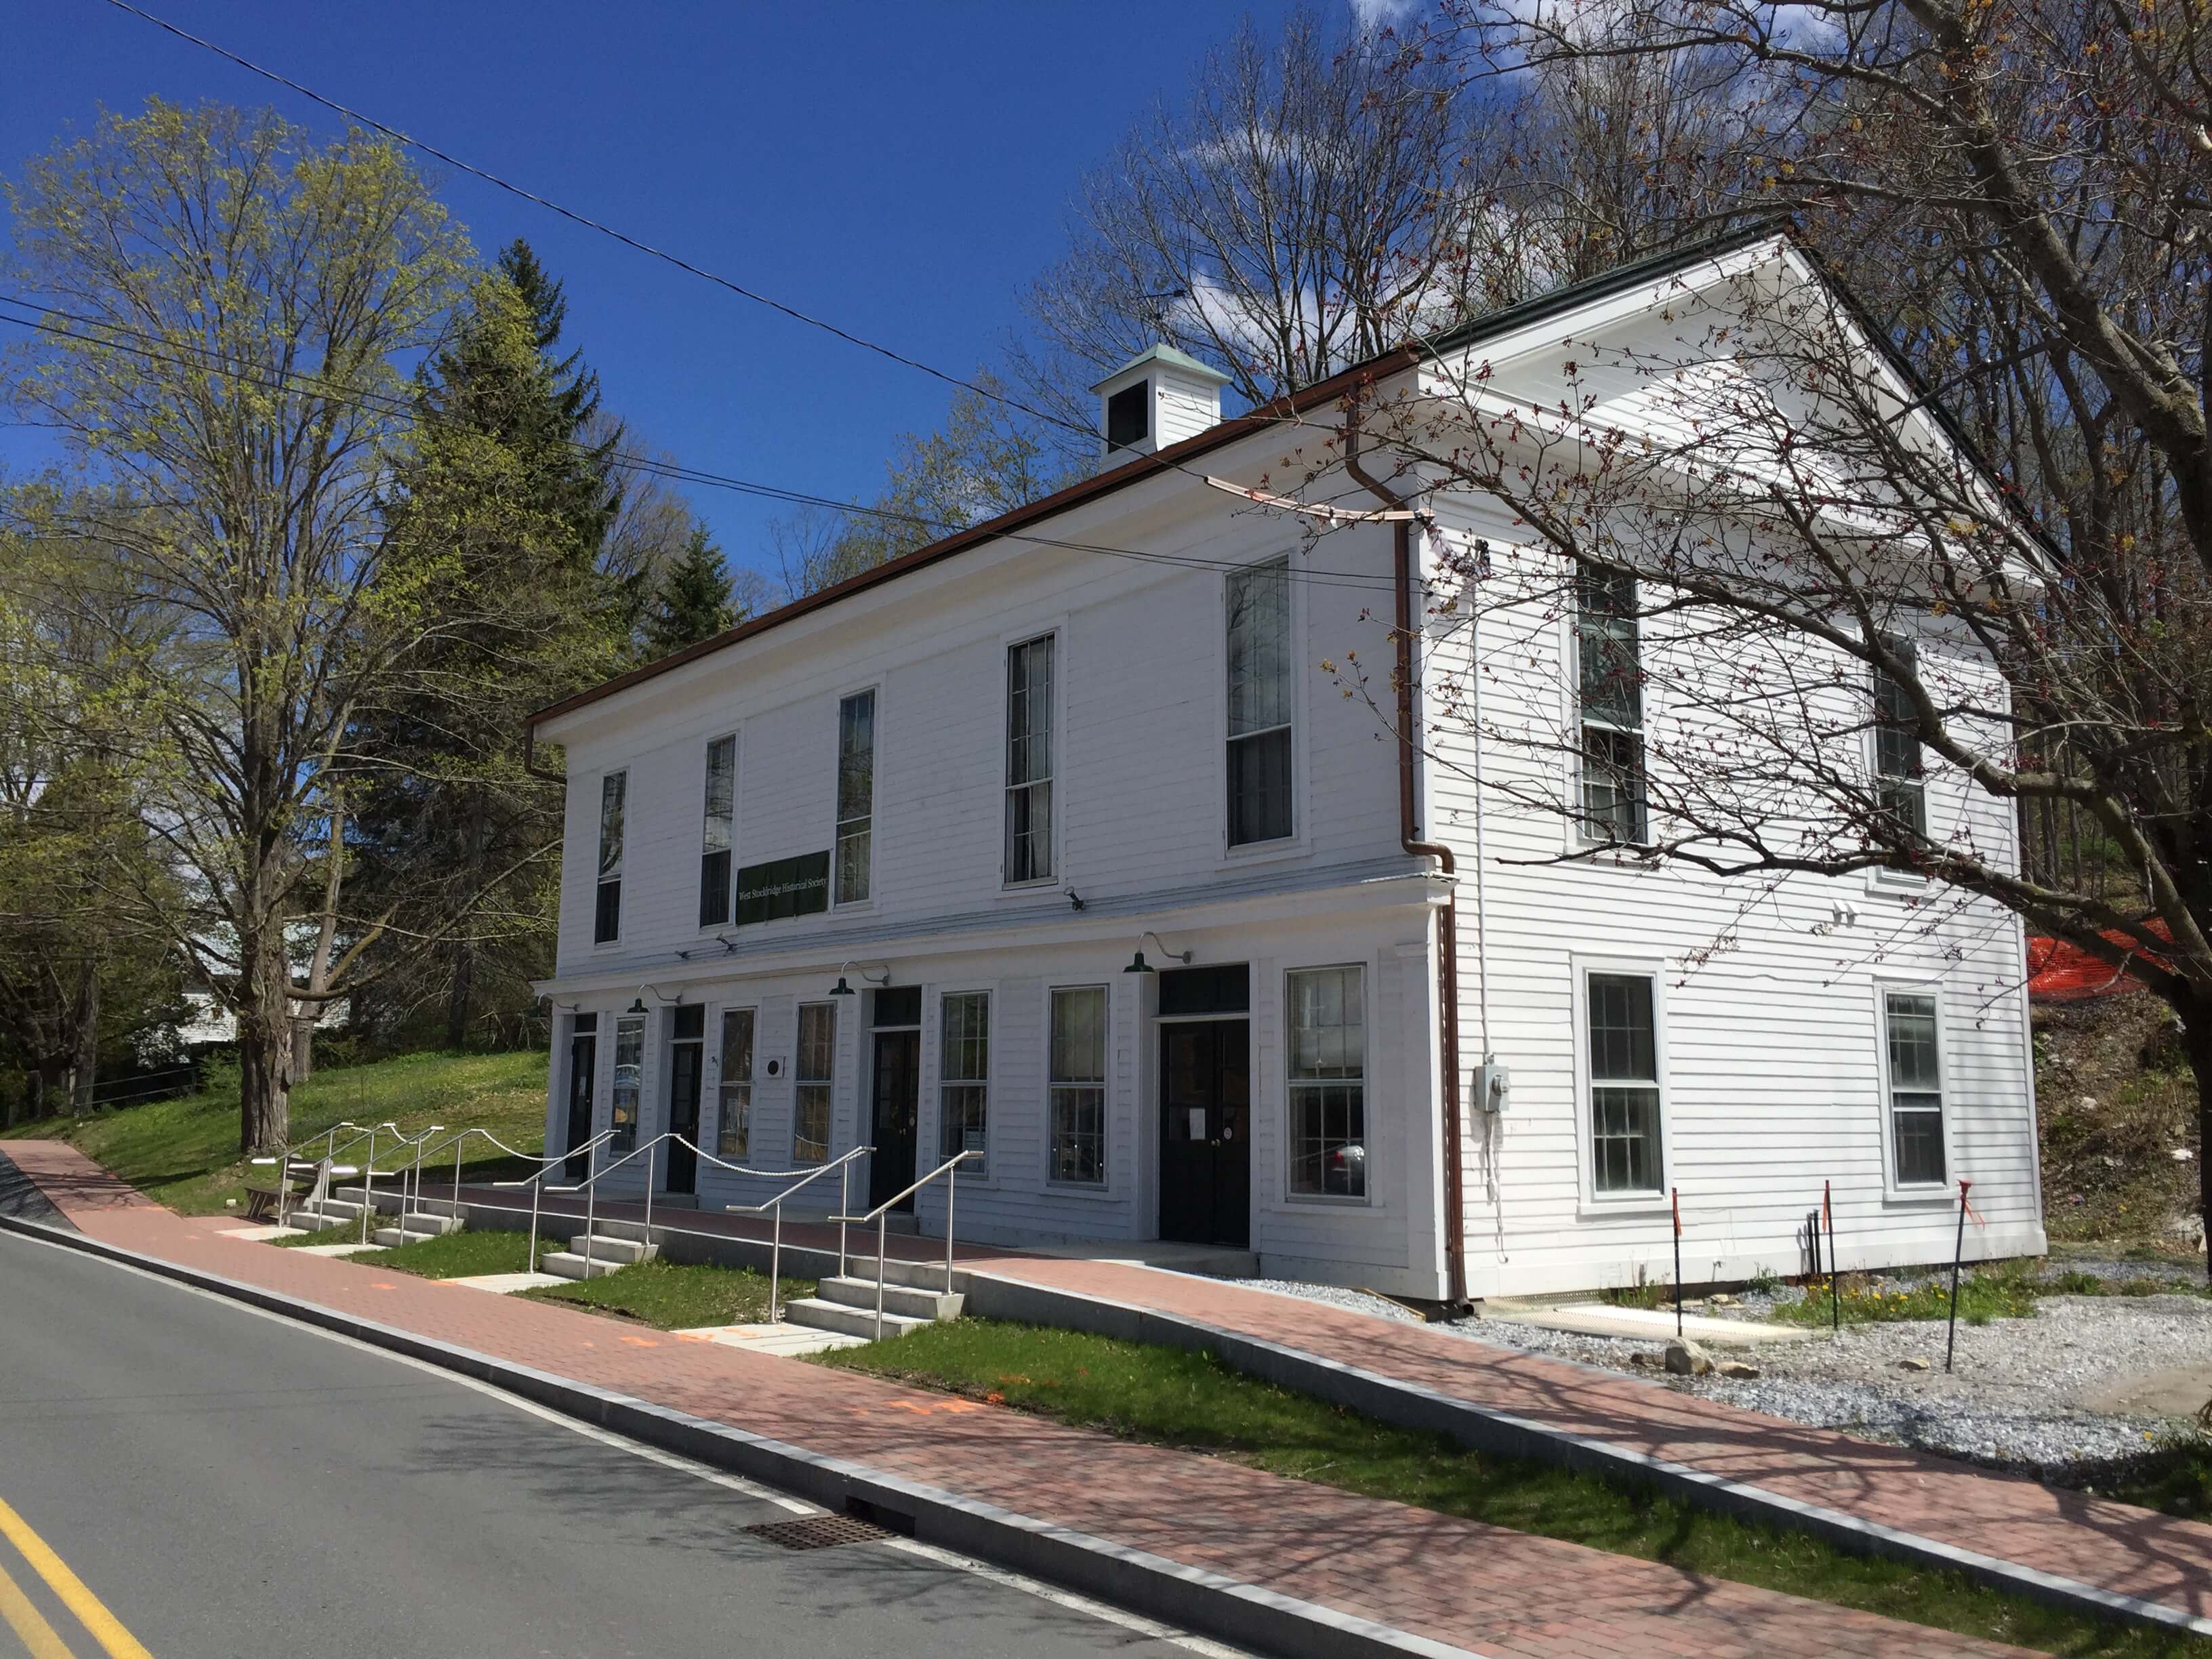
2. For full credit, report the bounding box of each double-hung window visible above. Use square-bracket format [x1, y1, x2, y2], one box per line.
[716, 1008, 753, 1159]
[1872, 638, 1927, 840]
[1574, 571, 1648, 844]
[939, 991, 990, 1175]
[834, 691, 875, 904]
[1005, 636, 1055, 884]
[1586, 970, 1663, 1194]
[1287, 966, 1366, 1198]
[1883, 991, 1946, 1186]
[593, 771, 626, 943]
[609, 1010, 644, 1151]
[793, 1003, 834, 1164]
[699, 736, 736, 927]
[1226, 559, 1294, 846]
[1048, 986, 1107, 1185]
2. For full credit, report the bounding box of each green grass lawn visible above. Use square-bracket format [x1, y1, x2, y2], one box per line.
[9, 1049, 550, 1214]
[520, 1258, 811, 1329]
[2096, 1443, 2212, 1523]
[817, 1319, 2211, 1658]
[350, 1229, 547, 1278]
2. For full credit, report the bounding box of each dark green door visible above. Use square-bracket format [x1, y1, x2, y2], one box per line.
[1158, 1019, 1250, 1248]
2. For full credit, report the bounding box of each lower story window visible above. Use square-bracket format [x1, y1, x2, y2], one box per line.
[1288, 965, 1366, 1198]
[794, 1002, 834, 1164]
[1048, 986, 1107, 1185]
[610, 1012, 644, 1151]
[1883, 990, 1946, 1185]
[1586, 970, 1662, 1194]
[939, 990, 990, 1175]
[718, 1008, 753, 1159]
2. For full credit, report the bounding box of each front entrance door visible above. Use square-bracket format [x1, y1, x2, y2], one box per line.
[1159, 1019, 1250, 1248]
[663, 1006, 705, 1194]
[563, 1015, 598, 1179]
[869, 1029, 921, 1212]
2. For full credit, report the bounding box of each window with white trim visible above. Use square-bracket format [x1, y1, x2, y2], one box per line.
[593, 771, 626, 943]
[834, 691, 875, 904]
[1227, 559, 1294, 846]
[1872, 638, 1927, 840]
[1586, 970, 1662, 1193]
[1288, 966, 1366, 1198]
[699, 735, 735, 927]
[939, 991, 990, 1175]
[1048, 985, 1107, 1185]
[1574, 571, 1648, 844]
[1005, 635, 1055, 883]
[793, 1002, 834, 1164]
[1883, 991, 1946, 1186]
[716, 1008, 753, 1159]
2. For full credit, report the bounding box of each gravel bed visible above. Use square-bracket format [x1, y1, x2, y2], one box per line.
[1237, 1271, 2212, 1481]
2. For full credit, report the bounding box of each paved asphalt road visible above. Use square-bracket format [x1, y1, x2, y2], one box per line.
[0, 1227, 1229, 1658]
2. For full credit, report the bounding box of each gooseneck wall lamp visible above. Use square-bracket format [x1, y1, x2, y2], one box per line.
[1123, 932, 1193, 975]
[828, 961, 892, 997]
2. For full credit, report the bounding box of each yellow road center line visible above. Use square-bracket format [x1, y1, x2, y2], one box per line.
[0, 1557, 74, 1659]
[0, 1498, 150, 1659]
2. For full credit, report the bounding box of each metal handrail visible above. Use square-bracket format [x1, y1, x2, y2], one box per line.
[247, 1119, 388, 1228]
[714, 1141, 872, 1324]
[831, 1150, 979, 1340]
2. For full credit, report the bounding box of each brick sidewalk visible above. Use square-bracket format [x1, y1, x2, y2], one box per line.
[1, 1140, 2035, 1659]
[470, 1178, 2212, 1633]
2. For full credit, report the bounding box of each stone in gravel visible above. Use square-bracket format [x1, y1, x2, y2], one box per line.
[1664, 1338, 1713, 1376]
[1708, 1293, 1740, 1307]
[1629, 1351, 1658, 1368]
[1718, 1360, 1761, 1379]
[1899, 1357, 1931, 1372]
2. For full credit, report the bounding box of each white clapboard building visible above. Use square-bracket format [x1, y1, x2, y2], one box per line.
[530, 233, 2043, 1302]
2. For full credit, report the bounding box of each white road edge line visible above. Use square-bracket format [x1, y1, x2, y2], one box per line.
[1, 1226, 1252, 1658]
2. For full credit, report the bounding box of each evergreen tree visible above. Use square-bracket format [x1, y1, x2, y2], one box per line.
[642, 526, 739, 657]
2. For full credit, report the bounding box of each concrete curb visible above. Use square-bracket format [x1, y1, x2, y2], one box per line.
[0, 1209, 1481, 1659]
[959, 1270, 2212, 1640]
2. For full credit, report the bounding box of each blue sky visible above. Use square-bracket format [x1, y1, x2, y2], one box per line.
[2, 0, 1315, 578]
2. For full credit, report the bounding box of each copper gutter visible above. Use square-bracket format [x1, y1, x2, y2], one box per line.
[1343, 435, 1467, 1307]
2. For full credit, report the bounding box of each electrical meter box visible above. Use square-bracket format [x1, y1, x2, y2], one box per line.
[1473, 1062, 1511, 1114]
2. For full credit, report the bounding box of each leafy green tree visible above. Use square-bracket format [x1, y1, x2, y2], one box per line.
[4, 100, 471, 1151]
[642, 526, 740, 657]
[348, 264, 628, 1054]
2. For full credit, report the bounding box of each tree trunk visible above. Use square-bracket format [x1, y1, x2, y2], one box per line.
[2181, 1013, 2212, 1284]
[237, 930, 293, 1154]
[70, 958, 98, 1117]
[443, 943, 474, 1053]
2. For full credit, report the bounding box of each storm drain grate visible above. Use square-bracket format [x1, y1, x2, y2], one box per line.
[745, 1513, 894, 1551]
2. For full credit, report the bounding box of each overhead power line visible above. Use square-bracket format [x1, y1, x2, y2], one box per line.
[0, 297, 1397, 593]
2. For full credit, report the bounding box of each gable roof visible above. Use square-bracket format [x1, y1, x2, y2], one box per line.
[529, 224, 1786, 734]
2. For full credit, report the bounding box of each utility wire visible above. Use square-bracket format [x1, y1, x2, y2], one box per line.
[0, 297, 1399, 593]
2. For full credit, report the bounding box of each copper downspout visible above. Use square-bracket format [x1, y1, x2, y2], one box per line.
[1345, 440, 1468, 1307]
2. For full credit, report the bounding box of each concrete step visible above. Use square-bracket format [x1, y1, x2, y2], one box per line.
[369, 1221, 456, 1249]
[308, 1199, 366, 1222]
[398, 1212, 462, 1237]
[781, 1297, 930, 1340]
[817, 1275, 963, 1322]
[839, 1253, 958, 1292]
[285, 1208, 356, 1232]
[538, 1250, 630, 1282]
[565, 1233, 657, 1266]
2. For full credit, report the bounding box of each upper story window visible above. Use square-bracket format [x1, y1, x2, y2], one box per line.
[1226, 559, 1293, 847]
[835, 691, 876, 905]
[1005, 635, 1055, 884]
[1574, 571, 1647, 845]
[1287, 966, 1366, 1199]
[1872, 638, 1927, 840]
[717, 1008, 754, 1160]
[939, 990, 990, 1176]
[1883, 990, 1946, 1186]
[1586, 970, 1662, 1195]
[699, 735, 736, 928]
[593, 771, 626, 944]
[1105, 382, 1147, 453]
[794, 1002, 835, 1164]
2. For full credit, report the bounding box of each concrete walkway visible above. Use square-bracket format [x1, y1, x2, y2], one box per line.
[1, 1139, 2041, 1659]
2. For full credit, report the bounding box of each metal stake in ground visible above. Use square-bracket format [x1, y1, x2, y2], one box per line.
[1826, 1181, 1839, 1335]
[1944, 1178, 1971, 1373]
[1671, 1187, 1683, 1338]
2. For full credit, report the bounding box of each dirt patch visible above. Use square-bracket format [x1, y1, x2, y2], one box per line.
[2036, 994, 2203, 1248]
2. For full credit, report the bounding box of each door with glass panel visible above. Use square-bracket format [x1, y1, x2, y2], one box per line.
[1159, 1020, 1250, 1247]
[868, 986, 922, 1212]
[562, 1014, 598, 1179]
[663, 1005, 705, 1195]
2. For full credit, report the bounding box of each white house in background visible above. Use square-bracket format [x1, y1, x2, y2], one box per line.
[528, 232, 2043, 1303]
